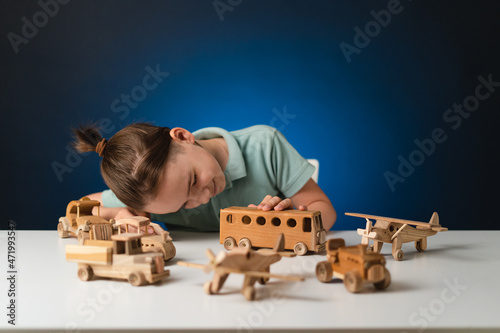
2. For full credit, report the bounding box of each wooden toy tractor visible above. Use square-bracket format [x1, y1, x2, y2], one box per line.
[316, 238, 391, 293]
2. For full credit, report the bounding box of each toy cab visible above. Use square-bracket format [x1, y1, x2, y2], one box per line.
[114, 216, 176, 261]
[316, 238, 391, 293]
[58, 197, 118, 245]
[220, 206, 326, 255]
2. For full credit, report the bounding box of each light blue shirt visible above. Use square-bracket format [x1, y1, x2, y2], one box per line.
[102, 125, 315, 231]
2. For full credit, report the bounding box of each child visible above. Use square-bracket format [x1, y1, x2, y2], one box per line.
[74, 123, 336, 231]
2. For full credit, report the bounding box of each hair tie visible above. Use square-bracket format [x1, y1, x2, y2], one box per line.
[95, 138, 107, 157]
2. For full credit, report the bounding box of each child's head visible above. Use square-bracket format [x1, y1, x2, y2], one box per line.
[73, 123, 226, 214]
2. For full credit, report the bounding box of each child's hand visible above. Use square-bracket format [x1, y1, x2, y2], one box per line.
[248, 195, 307, 211]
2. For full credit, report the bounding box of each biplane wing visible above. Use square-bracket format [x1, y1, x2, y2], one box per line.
[177, 261, 304, 281]
[346, 212, 447, 232]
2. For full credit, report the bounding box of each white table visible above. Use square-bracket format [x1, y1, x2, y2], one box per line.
[0, 230, 499, 332]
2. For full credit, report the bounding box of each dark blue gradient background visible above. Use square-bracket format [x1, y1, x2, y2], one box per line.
[1, 1, 498, 230]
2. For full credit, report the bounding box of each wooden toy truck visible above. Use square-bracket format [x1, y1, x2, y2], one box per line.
[66, 233, 170, 286]
[315, 238, 391, 293]
[220, 206, 326, 255]
[58, 197, 118, 245]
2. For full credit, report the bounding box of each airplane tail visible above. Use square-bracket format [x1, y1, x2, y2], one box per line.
[429, 212, 447, 231]
[429, 212, 439, 227]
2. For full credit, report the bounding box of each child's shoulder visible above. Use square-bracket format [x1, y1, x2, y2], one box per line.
[231, 125, 279, 139]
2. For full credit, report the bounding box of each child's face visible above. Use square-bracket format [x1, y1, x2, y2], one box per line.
[143, 140, 226, 214]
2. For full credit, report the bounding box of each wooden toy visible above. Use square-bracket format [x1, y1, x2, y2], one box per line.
[58, 197, 118, 245]
[66, 233, 170, 286]
[178, 234, 304, 300]
[114, 216, 176, 261]
[220, 206, 326, 255]
[346, 212, 448, 261]
[316, 238, 391, 293]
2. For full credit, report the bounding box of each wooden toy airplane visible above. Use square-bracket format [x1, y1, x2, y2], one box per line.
[178, 234, 304, 300]
[345, 212, 448, 261]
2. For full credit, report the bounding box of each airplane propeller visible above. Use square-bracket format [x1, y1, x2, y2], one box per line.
[365, 218, 372, 234]
[204, 249, 218, 273]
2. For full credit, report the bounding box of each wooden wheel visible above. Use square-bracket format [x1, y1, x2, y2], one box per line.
[316, 261, 333, 283]
[393, 249, 404, 261]
[344, 271, 363, 293]
[238, 238, 252, 249]
[415, 238, 427, 252]
[128, 271, 146, 286]
[374, 268, 391, 290]
[57, 222, 68, 238]
[293, 242, 308, 256]
[77, 265, 93, 281]
[223, 237, 236, 250]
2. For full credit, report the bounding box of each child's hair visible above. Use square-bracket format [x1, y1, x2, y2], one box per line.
[72, 122, 173, 212]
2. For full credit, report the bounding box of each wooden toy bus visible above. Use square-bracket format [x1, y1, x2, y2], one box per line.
[219, 206, 326, 255]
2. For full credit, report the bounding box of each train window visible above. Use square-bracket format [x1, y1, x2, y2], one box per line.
[256, 216, 266, 226]
[271, 217, 281, 227]
[287, 218, 297, 228]
[226, 214, 233, 223]
[303, 218, 312, 232]
[242, 215, 251, 224]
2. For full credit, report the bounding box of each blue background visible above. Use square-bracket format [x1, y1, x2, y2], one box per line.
[1, 0, 498, 230]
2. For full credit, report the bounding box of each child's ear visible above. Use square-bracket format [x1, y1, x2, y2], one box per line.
[169, 127, 195, 143]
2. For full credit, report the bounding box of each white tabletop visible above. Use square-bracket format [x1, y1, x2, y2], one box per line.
[0, 230, 499, 332]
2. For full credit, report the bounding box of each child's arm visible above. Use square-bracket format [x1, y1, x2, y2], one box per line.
[249, 179, 336, 230]
[86, 192, 145, 220]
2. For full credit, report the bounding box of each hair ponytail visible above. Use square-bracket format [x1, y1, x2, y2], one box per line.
[72, 124, 104, 154]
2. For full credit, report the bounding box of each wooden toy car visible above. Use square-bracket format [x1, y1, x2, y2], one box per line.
[66, 233, 170, 286]
[346, 212, 448, 261]
[220, 206, 326, 255]
[58, 197, 118, 245]
[114, 216, 176, 261]
[315, 238, 391, 293]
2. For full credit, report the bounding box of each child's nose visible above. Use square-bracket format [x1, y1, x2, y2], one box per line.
[191, 185, 211, 204]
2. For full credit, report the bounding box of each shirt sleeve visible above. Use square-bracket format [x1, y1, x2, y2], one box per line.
[101, 189, 127, 207]
[271, 129, 316, 198]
